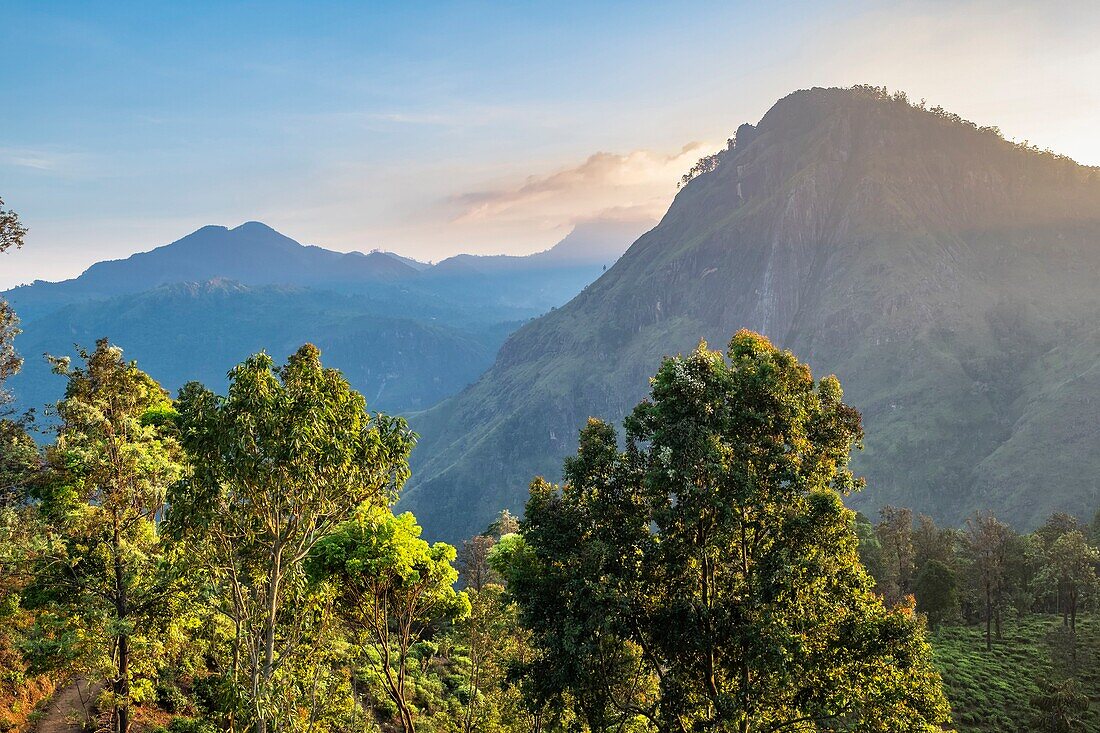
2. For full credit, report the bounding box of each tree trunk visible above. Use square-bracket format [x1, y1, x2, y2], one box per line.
[257, 544, 283, 733]
[395, 695, 415, 733]
[117, 634, 130, 733]
[463, 645, 480, 733]
[113, 520, 130, 733]
[990, 581, 998, 651]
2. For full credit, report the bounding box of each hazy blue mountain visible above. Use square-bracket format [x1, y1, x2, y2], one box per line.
[5, 222, 418, 321]
[6, 219, 645, 421]
[429, 219, 653, 273]
[9, 279, 514, 420]
[402, 86, 1100, 541]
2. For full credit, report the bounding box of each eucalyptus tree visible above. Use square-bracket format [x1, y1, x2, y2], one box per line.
[962, 513, 1013, 652]
[169, 344, 415, 733]
[307, 506, 469, 733]
[875, 505, 915, 605]
[0, 196, 27, 413]
[1033, 531, 1099, 633]
[501, 331, 951, 732]
[25, 340, 185, 733]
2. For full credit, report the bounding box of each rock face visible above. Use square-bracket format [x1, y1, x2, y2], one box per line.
[402, 86, 1100, 542]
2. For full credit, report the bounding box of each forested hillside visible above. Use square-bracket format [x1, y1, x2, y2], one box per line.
[405, 86, 1100, 541]
[2, 317, 1097, 733]
[4, 219, 647, 417]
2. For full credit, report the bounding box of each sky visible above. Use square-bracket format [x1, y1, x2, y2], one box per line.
[2, 0, 1099, 288]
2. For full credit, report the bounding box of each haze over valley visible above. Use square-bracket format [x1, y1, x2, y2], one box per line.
[4, 217, 648, 418]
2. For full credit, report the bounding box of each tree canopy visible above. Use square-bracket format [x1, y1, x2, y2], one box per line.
[24, 340, 186, 733]
[498, 331, 952, 731]
[169, 344, 416, 733]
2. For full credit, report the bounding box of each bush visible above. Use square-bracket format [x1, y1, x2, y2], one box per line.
[166, 716, 215, 733]
[156, 681, 188, 714]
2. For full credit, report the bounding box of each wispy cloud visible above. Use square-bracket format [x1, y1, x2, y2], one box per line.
[0, 147, 96, 176]
[449, 142, 716, 225]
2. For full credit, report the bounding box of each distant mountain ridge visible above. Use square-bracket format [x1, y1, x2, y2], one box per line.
[5, 222, 412, 319]
[7, 218, 649, 421]
[429, 219, 652, 274]
[402, 86, 1100, 541]
[9, 278, 512, 418]
[4, 219, 649, 320]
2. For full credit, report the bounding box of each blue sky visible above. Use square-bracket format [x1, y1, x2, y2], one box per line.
[3, 1, 1099, 287]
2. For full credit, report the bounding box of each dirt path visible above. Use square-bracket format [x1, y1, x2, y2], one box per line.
[36, 678, 99, 733]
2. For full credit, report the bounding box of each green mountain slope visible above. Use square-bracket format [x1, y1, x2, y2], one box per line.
[9, 280, 513, 417]
[403, 86, 1100, 541]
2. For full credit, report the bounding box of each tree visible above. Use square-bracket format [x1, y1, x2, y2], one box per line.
[486, 509, 520, 539]
[1029, 678, 1090, 733]
[1033, 531, 1099, 633]
[455, 509, 517, 600]
[962, 512, 1012, 652]
[24, 340, 185, 733]
[504, 332, 951, 732]
[0, 418, 38, 509]
[0, 196, 27, 415]
[169, 344, 415, 733]
[0, 197, 25, 254]
[875, 505, 914, 605]
[912, 514, 955, 573]
[0, 196, 47, 729]
[458, 535, 499, 593]
[454, 513, 534, 733]
[914, 559, 958, 628]
[852, 512, 886, 586]
[455, 533, 499, 732]
[307, 506, 469, 733]
[1035, 513, 1082, 549]
[457, 581, 530, 733]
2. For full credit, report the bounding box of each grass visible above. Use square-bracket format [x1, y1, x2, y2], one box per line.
[932, 615, 1100, 732]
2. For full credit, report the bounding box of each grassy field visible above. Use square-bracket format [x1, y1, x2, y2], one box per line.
[932, 615, 1100, 732]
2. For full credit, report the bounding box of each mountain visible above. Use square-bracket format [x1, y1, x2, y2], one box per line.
[8, 279, 513, 418]
[4, 218, 647, 322]
[6, 220, 643, 422]
[402, 86, 1100, 541]
[429, 218, 652, 273]
[4, 222, 418, 321]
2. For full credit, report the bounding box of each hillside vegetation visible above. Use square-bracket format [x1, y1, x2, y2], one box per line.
[405, 85, 1100, 541]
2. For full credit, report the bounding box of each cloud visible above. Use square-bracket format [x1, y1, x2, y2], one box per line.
[449, 142, 717, 225]
[0, 147, 97, 177]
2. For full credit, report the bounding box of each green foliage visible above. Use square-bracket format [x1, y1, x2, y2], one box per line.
[932, 615, 1100, 732]
[22, 339, 186, 733]
[0, 197, 25, 255]
[0, 196, 27, 414]
[169, 343, 416, 733]
[308, 506, 469, 733]
[1030, 678, 1091, 733]
[503, 331, 951, 731]
[166, 716, 217, 733]
[875, 506, 915, 606]
[915, 560, 959, 628]
[1032, 531, 1100, 631]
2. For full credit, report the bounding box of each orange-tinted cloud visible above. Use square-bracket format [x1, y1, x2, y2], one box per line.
[449, 142, 717, 226]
